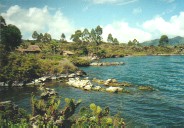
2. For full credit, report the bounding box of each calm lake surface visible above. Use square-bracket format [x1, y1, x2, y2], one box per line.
[1, 56, 184, 127]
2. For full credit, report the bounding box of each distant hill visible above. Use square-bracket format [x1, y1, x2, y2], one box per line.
[141, 36, 184, 46]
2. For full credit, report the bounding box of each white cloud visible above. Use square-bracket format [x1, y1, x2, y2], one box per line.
[1, 5, 74, 40]
[90, 0, 138, 5]
[143, 12, 184, 38]
[102, 21, 152, 43]
[132, 7, 142, 15]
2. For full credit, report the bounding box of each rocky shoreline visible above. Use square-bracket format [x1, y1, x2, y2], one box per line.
[90, 62, 124, 66]
[0, 70, 87, 87]
[0, 58, 154, 93]
[66, 77, 132, 93]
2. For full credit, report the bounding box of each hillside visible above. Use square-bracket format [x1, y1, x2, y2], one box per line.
[141, 36, 184, 46]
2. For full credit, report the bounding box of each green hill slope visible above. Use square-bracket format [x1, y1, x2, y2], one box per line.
[141, 36, 184, 46]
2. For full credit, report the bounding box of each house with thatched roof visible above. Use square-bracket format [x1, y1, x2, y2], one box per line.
[61, 50, 74, 56]
[17, 45, 41, 53]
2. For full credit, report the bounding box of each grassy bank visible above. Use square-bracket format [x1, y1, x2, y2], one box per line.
[0, 39, 184, 85]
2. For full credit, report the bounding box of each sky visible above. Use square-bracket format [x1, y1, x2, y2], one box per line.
[0, 0, 184, 43]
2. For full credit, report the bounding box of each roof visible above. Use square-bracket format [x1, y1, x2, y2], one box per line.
[24, 45, 41, 52]
[16, 45, 41, 53]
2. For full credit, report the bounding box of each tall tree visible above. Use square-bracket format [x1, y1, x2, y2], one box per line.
[128, 40, 133, 46]
[95, 25, 103, 45]
[159, 35, 169, 46]
[61, 33, 66, 42]
[50, 40, 58, 54]
[107, 33, 113, 43]
[70, 30, 82, 43]
[82, 28, 90, 42]
[1, 24, 22, 51]
[0, 16, 6, 28]
[32, 31, 39, 40]
[132, 39, 139, 46]
[43, 33, 52, 42]
[113, 38, 119, 45]
[90, 28, 96, 43]
[37, 33, 43, 42]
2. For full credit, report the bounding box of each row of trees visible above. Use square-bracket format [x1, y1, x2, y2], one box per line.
[0, 15, 169, 49]
[32, 31, 52, 42]
[32, 25, 118, 45]
[107, 33, 119, 44]
[128, 39, 140, 46]
[32, 31, 67, 43]
[70, 26, 120, 45]
[70, 25, 103, 45]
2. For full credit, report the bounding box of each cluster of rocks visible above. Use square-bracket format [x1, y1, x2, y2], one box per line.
[0, 81, 25, 87]
[66, 78, 129, 93]
[0, 70, 87, 87]
[93, 78, 131, 87]
[106, 86, 123, 93]
[90, 62, 124, 66]
[66, 78, 101, 91]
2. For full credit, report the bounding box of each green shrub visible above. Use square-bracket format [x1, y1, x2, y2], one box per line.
[70, 57, 92, 66]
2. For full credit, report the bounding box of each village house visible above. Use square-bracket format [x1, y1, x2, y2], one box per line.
[17, 45, 42, 53]
[61, 50, 74, 56]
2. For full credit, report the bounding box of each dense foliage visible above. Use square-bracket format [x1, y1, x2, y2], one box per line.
[0, 89, 125, 127]
[159, 35, 169, 46]
[0, 16, 22, 52]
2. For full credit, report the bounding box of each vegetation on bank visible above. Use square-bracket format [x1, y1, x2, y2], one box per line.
[0, 88, 125, 127]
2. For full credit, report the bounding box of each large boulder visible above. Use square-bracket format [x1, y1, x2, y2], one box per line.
[106, 87, 123, 93]
[90, 62, 124, 66]
[92, 86, 102, 91]
[68, 73, 76, 78]
[104, 79, 118, 86]
[83, 84, 93, 91]
[66, 78, 93, 90]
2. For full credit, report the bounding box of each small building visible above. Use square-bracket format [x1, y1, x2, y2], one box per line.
[62, 50, 74, 56]
[17, 45, 41, 53]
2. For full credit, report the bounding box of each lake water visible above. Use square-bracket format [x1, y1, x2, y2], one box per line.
[1, 56, 184, 127]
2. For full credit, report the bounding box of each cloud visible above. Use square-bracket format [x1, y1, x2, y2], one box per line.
[89, 0, 138, 5]
[143, 12, 184, 38]
[1, 5, 74, 40]
[132, 7, 142, 15]
[102, 21, 152, 43]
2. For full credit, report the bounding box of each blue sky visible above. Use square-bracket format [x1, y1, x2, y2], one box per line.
[1, 0, 184, 42]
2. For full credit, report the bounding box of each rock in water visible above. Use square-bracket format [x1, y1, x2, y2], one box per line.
[90, 62, 124, 66]
[106, 86, 123, 93]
